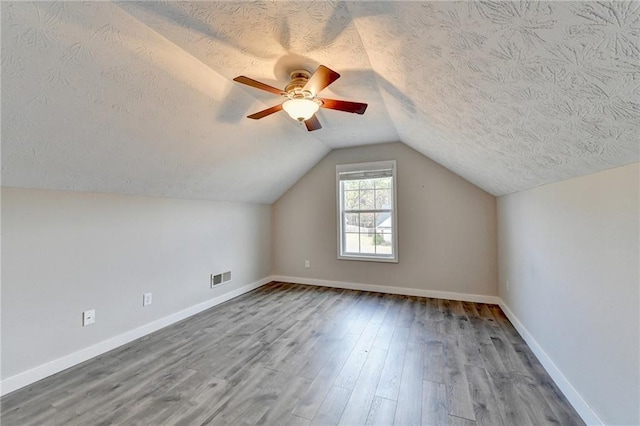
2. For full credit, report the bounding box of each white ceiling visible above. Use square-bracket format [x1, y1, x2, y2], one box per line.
[2, 1, 638, 203]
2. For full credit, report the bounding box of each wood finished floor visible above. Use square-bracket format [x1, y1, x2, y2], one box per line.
[1, 282, 584, 426]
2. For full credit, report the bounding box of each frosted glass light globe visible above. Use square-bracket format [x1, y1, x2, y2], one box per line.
[282, 98, 320, 122]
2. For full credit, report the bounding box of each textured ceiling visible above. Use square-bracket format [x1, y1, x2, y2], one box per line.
[2, 1, 639, 203]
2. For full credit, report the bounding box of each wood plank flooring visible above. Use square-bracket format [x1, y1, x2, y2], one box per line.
[1, 282, 584, 425]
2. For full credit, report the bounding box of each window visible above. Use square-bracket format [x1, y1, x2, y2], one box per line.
[336, 160, 398, 262]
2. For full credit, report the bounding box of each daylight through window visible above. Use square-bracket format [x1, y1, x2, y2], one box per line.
[336, 160, 398, 262]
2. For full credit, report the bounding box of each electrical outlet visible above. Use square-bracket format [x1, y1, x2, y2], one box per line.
[222, 271, 232, 282]
[305, 260, 310, 268]
[82, 309, 95, 326]
[143, 293, 152, 306]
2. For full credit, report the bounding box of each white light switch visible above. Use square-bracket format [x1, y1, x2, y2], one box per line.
[305, 260, 310, 268]
[83, 309, 95, 326]
[143, 293, 152, 306]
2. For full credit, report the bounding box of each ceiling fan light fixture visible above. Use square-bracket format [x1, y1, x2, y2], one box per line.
[282, 98, 320, 122]
[234, 65, 367, 131]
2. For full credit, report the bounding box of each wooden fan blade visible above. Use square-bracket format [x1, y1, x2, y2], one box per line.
[304, 115, 322, 131]
[303, 65, 340, 95]
[233, 76, 284, 96]
[247, 104, 283, 119]
[319, 98, 368, 115]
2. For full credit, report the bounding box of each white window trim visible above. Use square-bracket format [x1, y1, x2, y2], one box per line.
[336, 160, 398, 263]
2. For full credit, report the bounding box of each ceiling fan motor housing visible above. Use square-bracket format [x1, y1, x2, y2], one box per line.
[285, 69, 315, 100]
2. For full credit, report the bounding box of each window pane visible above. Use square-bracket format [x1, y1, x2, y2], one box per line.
[374, 212, 392, 255]
[344, 190, 359, 210]
[373, 177, 391, 189]
[360, 212, 374, 230]
[375, 189, 391, 209]
[344, 233, 360, 253]
[343, 180, 359, 190]
[359, 179, 374, 190]
[375, 212, 392, 231]
[375, 233, 393, 254]
[360, 189, 375, 210]
[360, 233, 375, 254]
[344, 213, 359, 232]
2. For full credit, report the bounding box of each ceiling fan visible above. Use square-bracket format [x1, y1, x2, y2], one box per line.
[233, 65, 367, 131]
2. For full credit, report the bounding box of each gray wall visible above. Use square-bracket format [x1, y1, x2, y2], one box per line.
[272, 142, 498, 296]
[1, 187, 272, 379]
[497, 163, 640, 425]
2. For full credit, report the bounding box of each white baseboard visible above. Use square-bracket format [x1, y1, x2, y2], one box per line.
[271, 275, 501, 304]
[0, 276, 272, 396]
[498, 300, 603, 426]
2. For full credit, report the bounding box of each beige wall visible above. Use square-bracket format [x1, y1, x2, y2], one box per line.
[498, 163, 640, 425]
[272, 142, 498, 296]
[1, 187, 272, 379]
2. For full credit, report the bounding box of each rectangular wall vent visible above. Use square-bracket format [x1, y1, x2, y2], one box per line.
[222, 271, 232, 282]
[211, 274, 222, 287]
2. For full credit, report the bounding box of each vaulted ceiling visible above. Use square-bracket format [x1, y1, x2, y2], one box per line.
[3, 1, 639, 203]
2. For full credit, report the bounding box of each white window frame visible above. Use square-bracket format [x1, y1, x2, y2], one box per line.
[336, 160, 398, 263]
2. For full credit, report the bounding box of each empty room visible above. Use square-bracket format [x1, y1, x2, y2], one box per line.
[1, 1, 638, 425]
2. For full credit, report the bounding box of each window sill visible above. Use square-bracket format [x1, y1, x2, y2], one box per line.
[337, 254, 398, 263]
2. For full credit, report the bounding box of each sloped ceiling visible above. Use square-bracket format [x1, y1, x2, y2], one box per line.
[2, 1, 638, 203]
